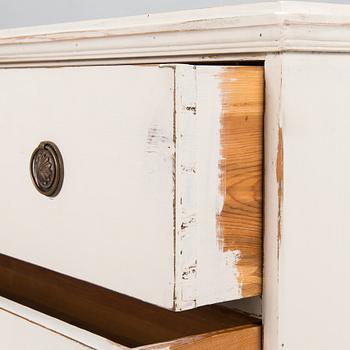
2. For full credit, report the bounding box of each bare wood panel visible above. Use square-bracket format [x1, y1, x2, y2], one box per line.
[169, 325, 261, 350]
[171, 326, 260, 350]
[0, 254, 260, 348]
[144, 325, 261, 350]
[218, 66, 264, 297]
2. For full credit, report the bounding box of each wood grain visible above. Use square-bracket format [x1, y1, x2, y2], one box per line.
[143, 325, 261, 350]
[168, 325, 261, 350]
[218, 66, 264, 297]
[0, 254, 260, 348]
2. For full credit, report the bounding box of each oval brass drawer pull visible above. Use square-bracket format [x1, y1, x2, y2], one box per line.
[30, 141, 64, 197]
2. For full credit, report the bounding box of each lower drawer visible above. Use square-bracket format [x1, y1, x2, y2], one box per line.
[0, 297, 260, 350]
[0, 256, 261, 350]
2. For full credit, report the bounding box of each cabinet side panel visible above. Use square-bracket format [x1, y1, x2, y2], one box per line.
[278, 52, 350, 350]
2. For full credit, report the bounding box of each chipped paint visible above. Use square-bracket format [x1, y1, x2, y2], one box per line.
[173, 64, 198, 310]
[276, 127, 283, 252]
[185, 105, 197, 114]
[172, 67, 178, 311]
[146, 124, 174, 157]
[173, 65, 243, 310]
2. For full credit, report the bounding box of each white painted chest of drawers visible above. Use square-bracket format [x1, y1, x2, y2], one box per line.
[1, 2, 350, 350]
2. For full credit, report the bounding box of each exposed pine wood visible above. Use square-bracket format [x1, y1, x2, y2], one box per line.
[168, 325, 261, 350]
[172, 65, 264, 310]
[141, 325, 261, 350]
[218, 66, 264, 297]
[0, 254, 260, 348]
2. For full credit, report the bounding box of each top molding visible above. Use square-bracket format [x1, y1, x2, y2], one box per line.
[1, 1, 350, 64]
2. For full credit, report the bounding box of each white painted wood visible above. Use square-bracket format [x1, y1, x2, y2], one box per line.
[0, 297, 126, 350]
[262, 54, 283, 350]
[0, 65, 176, 309]
[0, 64, 246, 311]
[278, 52, 350, 350]
[262, 52, 350, 350]
[3, 2, 350, 349]
[173, 65, 242, 310]
[2, 1, 350, 64]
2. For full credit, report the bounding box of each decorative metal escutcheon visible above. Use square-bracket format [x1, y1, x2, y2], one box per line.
[30, 141, 64, 197]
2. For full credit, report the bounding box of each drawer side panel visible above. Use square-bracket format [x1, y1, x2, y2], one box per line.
[174, 65, 264, 310]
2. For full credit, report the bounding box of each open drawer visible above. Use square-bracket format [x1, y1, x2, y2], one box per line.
[0, 297, 261, 349]
[0, 64, 263, 311]
[0, 256, 261, 350]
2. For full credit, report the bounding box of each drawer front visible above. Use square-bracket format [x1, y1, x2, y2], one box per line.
[0, 299, 118, 350]
[0, 65, 263, 310]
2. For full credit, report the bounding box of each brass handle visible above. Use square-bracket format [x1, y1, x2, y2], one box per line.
[30, 141, 64, 197]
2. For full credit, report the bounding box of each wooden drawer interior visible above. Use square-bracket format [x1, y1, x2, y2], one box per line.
[0, 254, 261, 349]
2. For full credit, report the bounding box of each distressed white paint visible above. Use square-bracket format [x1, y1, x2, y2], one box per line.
[2, 2, 350, 64]
[194, 67, 242, 307]
[262, 54, 283, 350]
[2, 2, 350, 349]
[173, 65, 242, 310]
[276, 52, 350, 350]
[263, 52, 350, 350]
[0, 65, 176, 309]
[0, 64, 245, 311]
[0, 297, 126, 350]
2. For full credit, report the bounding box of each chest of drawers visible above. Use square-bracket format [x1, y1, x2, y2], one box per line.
[2, 2, 350, 350]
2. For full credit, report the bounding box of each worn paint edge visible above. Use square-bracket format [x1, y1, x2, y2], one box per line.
[261, 53, 284, 350]
[173, 64, 199, 310]
[172, 65, 244, 311]
[195, 66, 243, 306]
[217, 66, 264, 298]
[276, 127, 283, 254]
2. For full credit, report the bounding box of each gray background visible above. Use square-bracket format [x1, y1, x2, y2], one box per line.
[0, 0, 348, 30]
